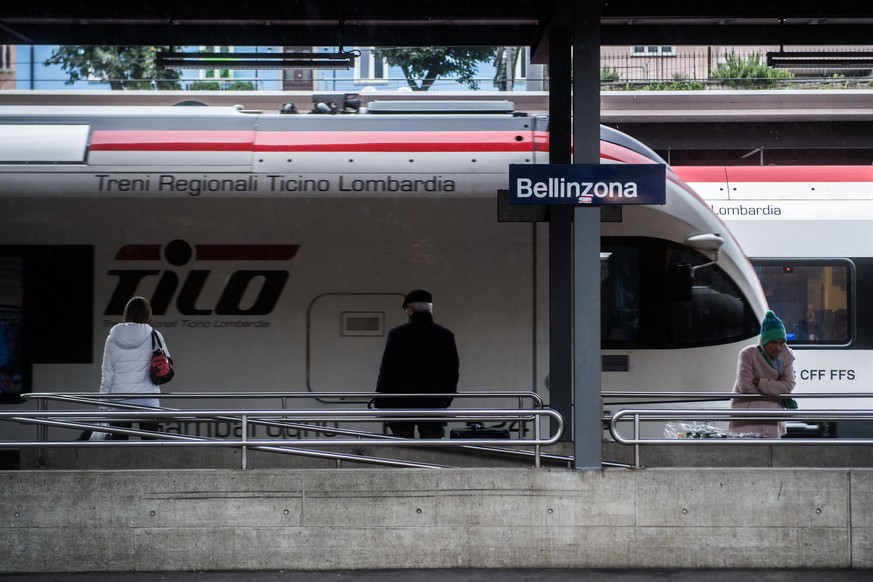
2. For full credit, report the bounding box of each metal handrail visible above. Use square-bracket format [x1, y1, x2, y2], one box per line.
[24, 390, 544, 407]
[0, 408, 564, 469]
[609, 407, 873, 469]
[14, 390, 557, 468]
[30, 396, 578, 468]
[15, 414, 457, 469]
[1, 408, 561, 432]
[23, 391, 545, 437]
[26, 394, 447, 442]
[603, 391, 873, 403]
[601, 390, 873, 423]
[601, 391, 873, 469]
[22, 390, 554, 464]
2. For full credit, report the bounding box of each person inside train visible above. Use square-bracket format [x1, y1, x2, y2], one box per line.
[601, 249, 639, 341]
[792, 303, 825, 342]
[729, 310, 796, 438]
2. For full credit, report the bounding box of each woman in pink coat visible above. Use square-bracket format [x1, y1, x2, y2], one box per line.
[729, 310, 796, 438]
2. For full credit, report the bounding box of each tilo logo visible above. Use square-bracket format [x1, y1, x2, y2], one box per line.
[104, 240, 298, 316]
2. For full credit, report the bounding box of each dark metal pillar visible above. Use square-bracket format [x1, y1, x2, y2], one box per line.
[548, 26, 573, 442]
[572, 3, 603, 470]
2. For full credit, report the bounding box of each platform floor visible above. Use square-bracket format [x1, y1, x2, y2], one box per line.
[2, 568, 871, 582]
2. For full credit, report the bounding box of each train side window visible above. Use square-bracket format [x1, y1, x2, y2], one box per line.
[0, 125, 90, 163]
[0, 257, 23, 400]
[601, 246, 640, 341]
[752, 260, 852, 345]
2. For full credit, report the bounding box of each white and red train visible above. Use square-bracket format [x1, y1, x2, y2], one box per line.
[0, 99, 773, 439]
[677, 165, 873, 435]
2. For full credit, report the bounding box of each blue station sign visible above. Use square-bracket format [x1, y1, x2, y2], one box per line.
[509, 164, 667, 206]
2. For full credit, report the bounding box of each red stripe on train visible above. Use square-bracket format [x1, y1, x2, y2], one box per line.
[675, 166, 873, 183]
[89, 129, 666, 165]
[114, 244, 299, 261]
[114, 245, 162, 260]
[256, 131, 534, 152]
[89, 130, 535, 153]
[195, 245, 300, 261]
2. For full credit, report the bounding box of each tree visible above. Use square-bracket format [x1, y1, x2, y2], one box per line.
[373, 47, 496, 91]
[493, 47, 521, 91]
[45, 46, 181, 90]
[709, 51, 794, 89]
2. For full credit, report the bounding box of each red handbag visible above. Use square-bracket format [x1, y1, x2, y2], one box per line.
[149, 331, 175, 385]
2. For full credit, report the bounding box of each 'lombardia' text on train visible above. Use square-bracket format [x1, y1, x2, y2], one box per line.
[94, 174, 457, 196]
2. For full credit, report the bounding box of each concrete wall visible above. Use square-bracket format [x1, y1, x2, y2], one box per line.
[2, 467, 872, 573]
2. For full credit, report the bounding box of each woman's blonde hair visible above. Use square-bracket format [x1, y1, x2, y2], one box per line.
[123, 296, 152, 324]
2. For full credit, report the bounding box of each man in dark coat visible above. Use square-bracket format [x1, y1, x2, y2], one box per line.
[375, 289, 460, 438]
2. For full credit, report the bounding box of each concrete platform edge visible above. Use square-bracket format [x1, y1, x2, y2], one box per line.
[2, 467, 871, 572]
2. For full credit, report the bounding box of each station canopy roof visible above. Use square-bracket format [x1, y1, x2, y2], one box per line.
[2, 1, 873, 56]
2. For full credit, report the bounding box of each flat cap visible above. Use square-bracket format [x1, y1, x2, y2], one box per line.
[402, 289, 433, 308]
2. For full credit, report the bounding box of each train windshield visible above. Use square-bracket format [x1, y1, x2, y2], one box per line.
[602, 237, 760, 348]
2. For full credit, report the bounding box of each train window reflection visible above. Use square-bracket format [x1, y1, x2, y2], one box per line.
[753, 261, 852, 345]
[601, 238, 759, 349]
[0, 257, 23, 398]
[667, 245, 751, 346]
[601, 247, 640, 341]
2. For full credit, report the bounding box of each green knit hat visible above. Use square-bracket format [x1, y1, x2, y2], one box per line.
[760, 310, 786, 345]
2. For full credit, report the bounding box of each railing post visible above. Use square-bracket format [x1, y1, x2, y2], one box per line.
[633, 412, 641, 469]
[38, 398, 47, 442]
[534, 412, 541, 468]
[241, 414, 248, 470]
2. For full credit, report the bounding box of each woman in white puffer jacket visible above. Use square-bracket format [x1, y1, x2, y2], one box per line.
[100, 296, 168, 440]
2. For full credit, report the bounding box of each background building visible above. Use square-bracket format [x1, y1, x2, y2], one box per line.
[4, 44, 872, 92]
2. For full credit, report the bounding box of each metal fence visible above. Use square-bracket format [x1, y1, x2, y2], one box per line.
[8, 45, 873, 91]
[604, 391, 873, 468]
[601, 47, 873, 88]
[2, 391, 564, 468]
